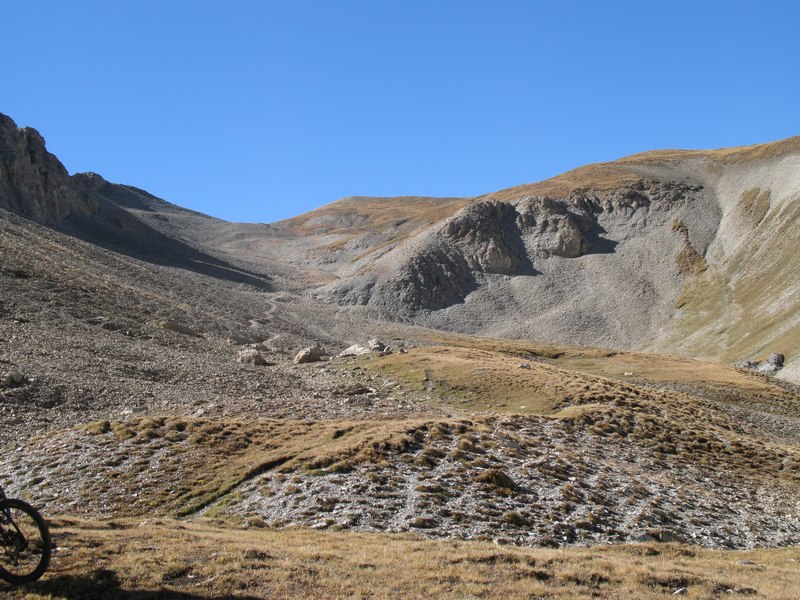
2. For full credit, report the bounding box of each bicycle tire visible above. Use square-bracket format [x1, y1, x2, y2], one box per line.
[0, 498, 51, 584]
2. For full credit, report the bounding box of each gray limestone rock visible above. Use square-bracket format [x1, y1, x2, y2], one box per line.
[294, 345, 325, 364]
[339, 344, 372, 357]
[756, 353, 785, 373]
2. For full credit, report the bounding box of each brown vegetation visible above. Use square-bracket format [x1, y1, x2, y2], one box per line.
[4, 518, 798, 599]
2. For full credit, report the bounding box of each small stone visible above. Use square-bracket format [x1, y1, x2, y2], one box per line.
[410, 516, 437, 529]
[517, 363, 531, 369]
[2, 370, 25, 387]
[367, 339, 386, 351]
[237, 348, 268, 366]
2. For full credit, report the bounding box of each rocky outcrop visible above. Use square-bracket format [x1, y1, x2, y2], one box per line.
[515, 195, 593, 259]
[0, 114, 99, 224]
[736, 353, 785, 374]
[443, 200, 529, 273]
[339, 339, 394, 357]
[315, 180, 702, 314]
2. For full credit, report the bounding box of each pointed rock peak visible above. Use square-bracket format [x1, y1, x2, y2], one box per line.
[73, 171, 109, 190]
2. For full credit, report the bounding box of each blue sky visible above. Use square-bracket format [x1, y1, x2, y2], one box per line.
[3, 1, 799, 223]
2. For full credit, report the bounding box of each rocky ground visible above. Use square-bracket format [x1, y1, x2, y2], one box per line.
[2, 206, 799, 552]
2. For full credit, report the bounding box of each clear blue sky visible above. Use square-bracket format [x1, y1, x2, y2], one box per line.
[3, 1, 799, 223]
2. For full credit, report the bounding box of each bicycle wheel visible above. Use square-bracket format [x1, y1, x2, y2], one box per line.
[0, 498, 51, 584]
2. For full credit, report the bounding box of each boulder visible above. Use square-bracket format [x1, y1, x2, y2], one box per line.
[339, 344, 372, 357]
[237, 348, 268, 366]
[756, 352, 785, 373]
[294, 345, 325, 364]
[735, 353, 784, 373]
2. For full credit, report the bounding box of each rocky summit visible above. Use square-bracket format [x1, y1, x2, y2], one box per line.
[1, 112, 799, 597]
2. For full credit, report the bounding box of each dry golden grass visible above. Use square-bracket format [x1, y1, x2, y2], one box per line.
[666, 192, 800, 364]
[616, 135, 800, 165]
[360, 345, 618, 414]
[5, 518, 799, 599]
[366, 331, 795, 410]
[488, 162, 646, 200]
[64, 416, 472, 517]
[486, 135, 800, 202]
[282, 196, 472, 237]
[349, 340, 800, 481]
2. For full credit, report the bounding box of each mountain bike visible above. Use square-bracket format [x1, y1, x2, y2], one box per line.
[0, 485, 51, 584]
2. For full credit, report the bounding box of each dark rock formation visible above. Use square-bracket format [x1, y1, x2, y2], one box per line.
[0, 114, 99, 224]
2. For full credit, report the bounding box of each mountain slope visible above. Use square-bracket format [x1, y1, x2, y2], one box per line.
[309, 140, 800, 381]
[2, 111, 797, 380]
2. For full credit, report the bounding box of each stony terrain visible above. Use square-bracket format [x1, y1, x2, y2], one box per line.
[1, 112, 799, 596]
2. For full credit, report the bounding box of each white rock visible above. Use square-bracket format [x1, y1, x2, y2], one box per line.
[338, 344, 372, 357]
[294, 345, 324, 364]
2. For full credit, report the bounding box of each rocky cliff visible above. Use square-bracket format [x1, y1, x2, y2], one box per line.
[313, 179, 709, 323]
[0, 114, 99, 224]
